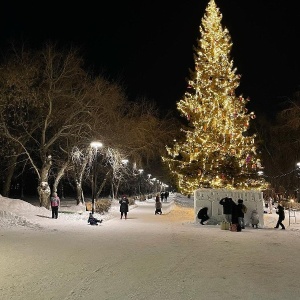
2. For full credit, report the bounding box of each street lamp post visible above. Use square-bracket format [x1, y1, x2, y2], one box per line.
[138, 169, 144, 199]
[90, 141, 103, 214]
[296, 162, 300, 202]
[147, 174, 151, 195]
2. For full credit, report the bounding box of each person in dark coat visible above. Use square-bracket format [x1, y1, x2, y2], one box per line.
[231, 200, 239, 225]
[274, 204, 285, 229]
[164, 191, 169, 202]
[88, 213, 103, 225]
[197, 207, 209, 225]
[160, 192, 165, 202]
[236, 199, 247, 229]
[219, 197, 234, 223]
[155, 196, 162, 215]
[119, 195, 129, 219]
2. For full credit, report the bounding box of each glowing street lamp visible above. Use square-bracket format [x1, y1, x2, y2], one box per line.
[90, 141, 103, 214]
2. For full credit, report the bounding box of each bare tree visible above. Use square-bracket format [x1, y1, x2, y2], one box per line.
[0, 43, 111, 207]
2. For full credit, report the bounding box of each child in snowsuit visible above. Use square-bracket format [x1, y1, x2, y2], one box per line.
[250, 209, 259, 228]
[50, 192, 60, 219]
[88, 213, 103, 225]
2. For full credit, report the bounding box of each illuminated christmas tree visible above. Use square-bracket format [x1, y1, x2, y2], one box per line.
[163, 0, 267, 195]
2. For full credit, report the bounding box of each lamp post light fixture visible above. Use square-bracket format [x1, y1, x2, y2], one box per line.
[90, 141, 103, 214]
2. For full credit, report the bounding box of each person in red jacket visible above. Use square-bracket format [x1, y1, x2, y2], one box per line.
[50, 192, 60, 219]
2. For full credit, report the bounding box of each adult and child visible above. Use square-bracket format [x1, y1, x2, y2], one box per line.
[219, 197, 247, 230]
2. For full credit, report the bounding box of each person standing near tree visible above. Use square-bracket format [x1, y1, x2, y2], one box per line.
[50, 192, 60, 219]
[119, 195, 129, 219]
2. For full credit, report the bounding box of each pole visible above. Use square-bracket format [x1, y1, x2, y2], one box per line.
[92, 149, 97, 214]
[139, 174, 141, 198]
[90, 141, 103, 214]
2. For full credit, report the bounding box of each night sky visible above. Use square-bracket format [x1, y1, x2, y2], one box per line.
[1, 1, 300, 117]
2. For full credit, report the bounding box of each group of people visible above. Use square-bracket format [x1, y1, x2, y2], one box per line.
[198, 196, 286, 230]
[219, 197, 248, 229]
[160, 191, 169, 202]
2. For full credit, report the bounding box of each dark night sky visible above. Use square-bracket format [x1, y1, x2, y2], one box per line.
[1, 1, 300, 117]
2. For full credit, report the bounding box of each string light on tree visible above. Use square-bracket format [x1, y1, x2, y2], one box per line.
[162, 0, 269, 195]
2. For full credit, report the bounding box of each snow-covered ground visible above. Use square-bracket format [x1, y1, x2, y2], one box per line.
[1, 193, 300, 299]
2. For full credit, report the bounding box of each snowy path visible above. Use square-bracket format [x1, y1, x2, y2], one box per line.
[1, 197, 300, 299]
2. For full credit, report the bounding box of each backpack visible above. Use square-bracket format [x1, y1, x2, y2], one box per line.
[242, 204, 247, 214]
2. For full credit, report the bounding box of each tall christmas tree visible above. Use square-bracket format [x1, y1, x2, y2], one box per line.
[163, 0, 268, 195]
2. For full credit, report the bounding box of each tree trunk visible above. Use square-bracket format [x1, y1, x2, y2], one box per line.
[75, 181, 83, 205]
[96, 169, 112, 199]
[37, 156, 52, 208]
[52, 163, 68, 196]
[2, 157, 17, 197]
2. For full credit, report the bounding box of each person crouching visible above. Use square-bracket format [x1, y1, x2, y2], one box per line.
[197, 207, 210, 225]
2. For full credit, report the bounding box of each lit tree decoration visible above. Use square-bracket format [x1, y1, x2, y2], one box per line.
[163, 0, 268, 195]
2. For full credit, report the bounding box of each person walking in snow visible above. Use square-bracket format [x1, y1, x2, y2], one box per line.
[50, 192, 60, 219]
[160, 191, 165, 202]
[155, 196, 162, 215]
[119, 195, 129, 219]
[164, 191, 169, 202]
[274, 204, 285, 230]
